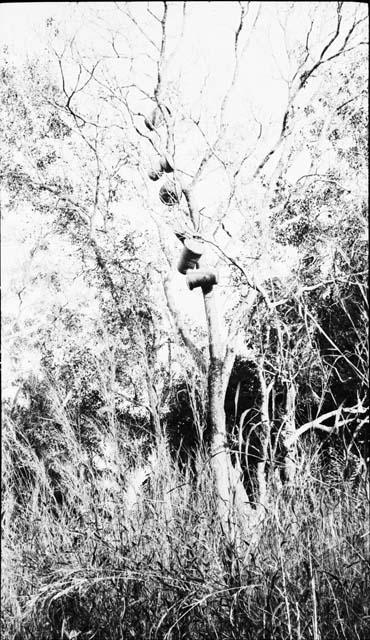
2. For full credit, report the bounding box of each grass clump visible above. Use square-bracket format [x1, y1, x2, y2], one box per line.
[2, 399, 369, 640]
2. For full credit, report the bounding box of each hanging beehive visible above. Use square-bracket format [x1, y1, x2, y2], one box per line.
[148, 169, 161, 181]
[159, 179, 182, 206]
[144, 105, 171, 131]
[159, 153, 174, 173]
[186, 268, 218, 292]
[177, 239, 204, 275]
[148, 158, 163, 181]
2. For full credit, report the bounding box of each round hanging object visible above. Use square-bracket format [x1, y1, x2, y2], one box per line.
[148, 158, 163, 181]
[148, 169, 161, 181]
[177, 239, 204, 275]
[160, 153, 174, 173]
[159, 179, 182, 206]
[186, 269, 218, 291]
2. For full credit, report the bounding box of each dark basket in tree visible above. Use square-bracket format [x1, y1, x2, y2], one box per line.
[148, 159, 163, 181]
[186, 268, 218, 292]
[177, 239, 204, 274]
[160, 153, 174, 173]
[148, 169, 161, 181]
[159, 179, 182, 206]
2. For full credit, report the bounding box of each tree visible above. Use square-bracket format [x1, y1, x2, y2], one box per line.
[2, 5, 369, 638]
[2, 1, 368, 546]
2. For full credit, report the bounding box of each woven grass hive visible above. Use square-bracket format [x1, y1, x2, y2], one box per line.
[186, 268, 218, 292]
[177, 239, 204, 274]
[160, 153, 174, 173]
[148, 158, 163, 181]
[159, 179, 182, 206]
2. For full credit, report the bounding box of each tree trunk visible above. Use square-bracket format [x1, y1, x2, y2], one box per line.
[203, 285, 250, 543]
[281, 382, 297, 483]
[256, 367, 273, 511]
[134, 323, 163, 442]
[145, 367, 162, 441]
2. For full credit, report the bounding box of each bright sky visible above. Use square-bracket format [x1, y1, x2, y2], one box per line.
[0, 3, 61, 51]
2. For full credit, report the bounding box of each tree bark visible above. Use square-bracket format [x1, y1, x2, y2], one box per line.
[203, 285, 250, 543]
[163, 273, 207, 374]
[281, 382, 297, 483]
[256, 367, 273, 510]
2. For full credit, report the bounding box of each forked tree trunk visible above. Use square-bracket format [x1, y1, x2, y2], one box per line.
[203, 285, 250, 543]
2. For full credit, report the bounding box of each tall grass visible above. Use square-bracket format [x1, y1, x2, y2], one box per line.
[2, 394, 369, 640]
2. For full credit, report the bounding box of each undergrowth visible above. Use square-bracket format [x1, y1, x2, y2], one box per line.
[2, 401, 369, 640]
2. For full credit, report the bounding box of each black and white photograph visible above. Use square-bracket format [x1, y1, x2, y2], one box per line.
[1, 2, 369, 638]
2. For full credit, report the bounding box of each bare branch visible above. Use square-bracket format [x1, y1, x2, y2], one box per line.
[154, 1, 168, 101]
[299, 8, 366, 89]
[337, 89, 367, 112]
[120, 4, 160, 52]
[192, 2, 260, 185]
[253, 5, 367, 179]
[289, 403, 367, 444]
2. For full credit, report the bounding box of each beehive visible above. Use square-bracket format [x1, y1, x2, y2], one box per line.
[186, 268, 218, 292]
[148, 169, 161, 181]
[160, 153, 174, 173]
[159, 179, 182, 206]
[177, 239, 204, 275]
[148, 158, 163, 181]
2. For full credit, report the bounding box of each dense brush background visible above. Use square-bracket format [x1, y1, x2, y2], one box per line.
[1, 2, 369, 639]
